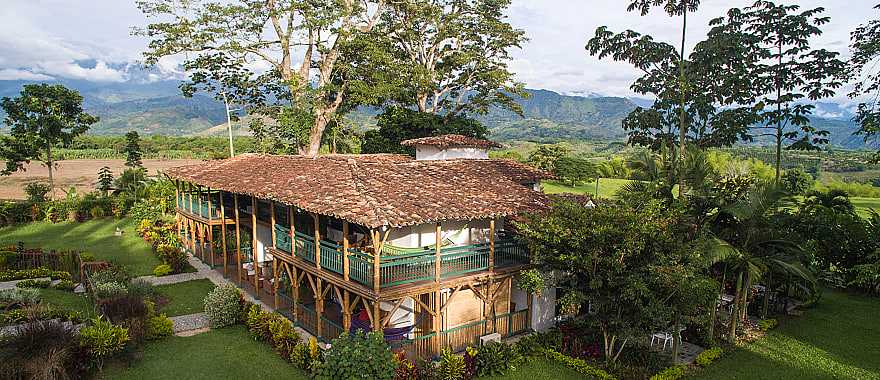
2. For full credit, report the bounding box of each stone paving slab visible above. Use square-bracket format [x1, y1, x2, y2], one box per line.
[134, 271, 209, 286]
[170, 312, 209, 334]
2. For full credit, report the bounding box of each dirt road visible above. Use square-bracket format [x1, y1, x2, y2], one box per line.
[0, 159, 203, 200]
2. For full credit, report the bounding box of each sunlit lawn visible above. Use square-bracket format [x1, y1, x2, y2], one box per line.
[542, 178, 634, 199]
[480, 357, 585, 380]
[0, 218, 161, 276]
[155, 279, 215, 317]
[851, 197, 880, 218]
[38, 288, 96, 318]
[100, 326, 306, 380]
[688, 290, 880, 380]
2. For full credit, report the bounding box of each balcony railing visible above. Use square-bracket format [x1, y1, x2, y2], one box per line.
[177, 194, 222, 220]
[272, 223, 529, 289]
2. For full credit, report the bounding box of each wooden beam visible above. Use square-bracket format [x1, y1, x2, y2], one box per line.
[289, 207, 295, 256]
[342, 221, 350, 282]
[440, 284, 464, 313]
[412, 294, 437, 317]
[343, 291, 352, 332]
[207, 187, 213, 221]
[313, 214, 321, 269]
[233, 194, 242, 285]
[207, 223, 214, 267]
[433, 290, 441, 353]
[348, 295, 362, 313]
[305, 272, 317, 295]
[371, 230, 381, 293]
[382, 298, 406, 328]
[220, 192, 228, 276]
[373, 299, 382, 333]
[251, 196, 259, 293]
[273, 258, 279, 310]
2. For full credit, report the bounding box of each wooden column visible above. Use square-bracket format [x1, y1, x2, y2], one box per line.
[207, 187, 213, 220]
[372, 230, 381, 294]
[207, 224, 215, 267]
[488, 219, 495, 272]
[251, 196, 259, 292]
[187, 182, 193, 212]
[342, 290, 351, 332]
[435, 223, 442, 283]
[313, 214, 321, 269]
[273, 258, 279, 310]
[316, 278, 324, 337]
[270, 202, 277, 248]
[292, 265, 299, 322]
[373, 299, 382, 333]
[234, 194, 242, 285]
[342, 221, 350, 282]
[174, 181, 180, 209]
[220, 193, 228, 276]
[433, 290, 441, 354]
[289, 207, 295, 256]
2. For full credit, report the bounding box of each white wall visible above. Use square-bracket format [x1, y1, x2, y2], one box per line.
[415, 145, 490, 160]
[255, 222, 272, 262]
[531, 287, 557, 333]
[386, 218, 502, 248]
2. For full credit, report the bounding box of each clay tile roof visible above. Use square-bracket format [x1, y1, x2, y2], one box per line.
[164, 154, 551, 228]
[400, 134, 503, 149]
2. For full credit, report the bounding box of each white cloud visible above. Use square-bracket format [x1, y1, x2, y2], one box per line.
[0, 69, 53, 81]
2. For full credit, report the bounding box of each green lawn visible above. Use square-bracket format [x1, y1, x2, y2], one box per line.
[851, 197, 880, 218]
[0, 218, 161, 276]
[38, 288, 96, 318]
[689, 290, 880, 380]
[542, 178, 634, 199]
[101, 326, 306, 380]
[155, 279, 215, 317]
[480, 357, 586, 380]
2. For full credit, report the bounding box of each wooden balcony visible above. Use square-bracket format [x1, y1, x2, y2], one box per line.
[272, 224, 529, 291]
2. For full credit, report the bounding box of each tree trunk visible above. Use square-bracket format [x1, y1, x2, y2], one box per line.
[774, 40, 783, 184]
[728, 271, 743, 344]
[677, 7, 688, 198]
[740, 270, 752, 322]
[708, 265, 726, 344]
[46, 144, 55, 200]
[671, 311, 681, 364]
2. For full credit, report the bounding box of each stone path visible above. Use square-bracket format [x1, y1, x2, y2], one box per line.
[134, 271, 209, 286]
[170, 312, 210, 335]
[0, 277, 52, 291]
[645, 336, 705, 364]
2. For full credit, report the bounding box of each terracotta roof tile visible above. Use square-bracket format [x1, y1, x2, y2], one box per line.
[400, 134, 502, 149]
[164, 154, 551, 228]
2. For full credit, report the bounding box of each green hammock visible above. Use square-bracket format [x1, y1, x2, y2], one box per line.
[382, 238, 455, 256]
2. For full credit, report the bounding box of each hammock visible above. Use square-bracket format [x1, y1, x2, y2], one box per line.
[349, 308, 427, 341]
[381, 223, 471, 255]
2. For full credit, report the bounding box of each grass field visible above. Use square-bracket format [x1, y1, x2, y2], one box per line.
[481, 357, 586, 380]
[851, 197, 880, 218]
[100, 326, 306, 380]
[155, 279, 215, 317]
[0, 218, 161, 276]
[38, 288, 96, 318]
[541, 178, 634, 198]
[689, 290, 880, 380]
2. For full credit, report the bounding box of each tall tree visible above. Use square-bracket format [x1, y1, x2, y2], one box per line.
[624, 0, 701, 197]
[379, 0, 527, 117]
[737, 1, 846, 182]
[135, 0, 387, 156]
[96, 166, 115, 195]
[848, 4, 880, 162]
[361, 106, 487, 155]
[0, 84, 98, 199]
[124, 131, 144, 168]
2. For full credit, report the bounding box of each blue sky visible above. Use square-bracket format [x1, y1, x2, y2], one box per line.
[0, 0, 876, 104]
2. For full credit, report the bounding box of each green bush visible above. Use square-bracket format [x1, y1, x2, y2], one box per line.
[145, 314, 174, 340]
[15, 279, 51, 289]
[757, 318, 778, 331]
[515, 331, 563, 356]
[79, 318, 130, 369]
[126, 279, 157, 299]
[54, 279, 77, 291]
[90, 266, 131, 286]
[0, 267, 70, 281]
[94, 282, 128, 299]
[204, 284, 243, 328]
[474, 341, 522, 377]
[314, 331, 395, 380]
[650, 365, 687, 380]
[437, 348, 466, 380]
[157, 244, 187, 273]
[153, 264, 172, 277]
[290, 342, 313, 371]
[848, 262, 880, 294]
[268, 317, 300, 358]
[0, 309, 28, 325]
[0, 288, 41, 306]
[541, 349, 616, 380]
[695, 347, 723, 367]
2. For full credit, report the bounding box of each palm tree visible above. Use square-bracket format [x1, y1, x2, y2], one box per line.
[802, 189, 855, 214]
[706, 184, 816, 343]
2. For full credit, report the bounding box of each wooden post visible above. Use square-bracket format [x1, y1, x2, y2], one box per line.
[343, 221, 350, 282]
[187, 182, 193, 212]
[373, 299, 382, 334]
[488, 219, 495, 272]
[316, 279, 324, 337]
[234, 194, 242, 285]
[220, 193, 228, 276]
[270, 202, 277, 248]
[207, 224, 215, 267]
[313, 214, 321, 269]
[526, 292, 534, 331]
[174, 181, 180, 209]
[251, 196, 259, 293]
[372, 230, 381, 294]
[273, 258, 279, 310]
[342, 290, 351, 332]
[292, 265, 299, 322]
[433, 290, 442, 354]
[207, 187, 213, 220]
[435, 223, 442, 283]
[289, 207, 295, 256]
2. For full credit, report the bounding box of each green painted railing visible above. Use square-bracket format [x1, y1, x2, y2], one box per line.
[495, 240, 529, 267]
[379, 251, 436, 287]
[348, 250, 374, 287]
[319, 241, 344, 275]
[274, 224, 292, 253]
[440, 243, 490, 277]
[294, 231, 316, 264]
[177, 194, 221, 220]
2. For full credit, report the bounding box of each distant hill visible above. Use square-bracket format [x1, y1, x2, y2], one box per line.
[0, 79, 873, 150]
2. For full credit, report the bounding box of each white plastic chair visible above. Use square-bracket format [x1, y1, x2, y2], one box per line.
[651, 332, 673, 350]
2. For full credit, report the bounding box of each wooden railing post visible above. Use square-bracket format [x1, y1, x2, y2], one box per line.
[312, 214, 321, 269]
[488, 219, 495, 272]
[207, 187, 213, 219]
[220, 192, 228, 276]
[270, 202, 277, 249]
[251, 196, 259, 293]
[372, 230, 381, 293]
[316, 279, 324, 337]
[289, 207, 295, 256]
[292, 265, 299, 322]
[234, 194, 242, 285]
[435, 223, 442, 283]
[343, 221, 350, 282]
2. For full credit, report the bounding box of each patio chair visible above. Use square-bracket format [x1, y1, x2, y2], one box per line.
[650, 332, 673, 350]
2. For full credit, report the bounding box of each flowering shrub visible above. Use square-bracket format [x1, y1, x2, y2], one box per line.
[314, 331, 395, 380]
[15, 279, 51, 288]
[95, 282, 128, 299]
[695, 347, 723, 367]
[204, 284, 242, 328]
[0, 267, 71, 281]
[145, 314, 174, 340]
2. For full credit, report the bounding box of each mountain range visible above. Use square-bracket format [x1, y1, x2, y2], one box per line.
[0, 78, 872, 150]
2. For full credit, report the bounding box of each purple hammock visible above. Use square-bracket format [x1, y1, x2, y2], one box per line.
[350, 312, 425, 341]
